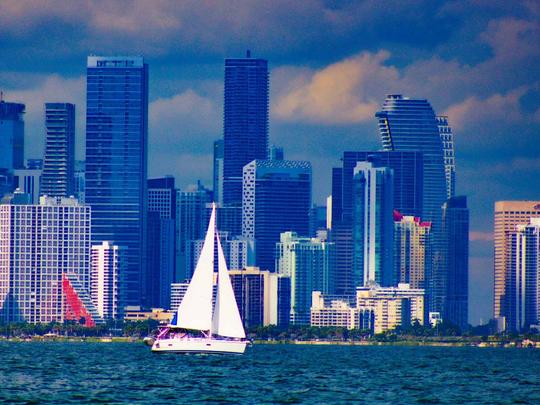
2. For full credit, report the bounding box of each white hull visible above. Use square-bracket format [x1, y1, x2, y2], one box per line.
[151, 336, 247, 354]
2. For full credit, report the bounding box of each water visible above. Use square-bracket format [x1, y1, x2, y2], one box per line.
[0, 342, 539, 404]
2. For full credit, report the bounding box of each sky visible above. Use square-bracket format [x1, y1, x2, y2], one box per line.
[1, 0, 540, 325]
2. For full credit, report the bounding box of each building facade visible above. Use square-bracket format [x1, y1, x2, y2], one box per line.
[85, 56, 148, 308]
[13, 168, 42, 204]
[394, 212, 432, 290]
[0, 196, 91, 324]
[213, 139, 224, 205]
[91, 241, 122, 320]
[0, 100, 25, 172]
[352, 161, 394, 287]
[436, 115, 456, 199]
[223, 52, 269, 207]
[493, 201, 540, 321]
[276, 231, 335, 324]
[41, 103, 75, 198]
[243, 159, 312, 273]
[506, 218, 540, 332]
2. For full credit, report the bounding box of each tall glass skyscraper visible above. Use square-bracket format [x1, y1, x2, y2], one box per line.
[41, 103, 75, 197]
[0, 100, 25, 198]
[352, 162, 394, 287]
[376, 95, 448, 314]
[223, 52, 269, 206]
[85, 56, 148, 309]
[242, 159, 311, 273]
[436, 116, 456, 199]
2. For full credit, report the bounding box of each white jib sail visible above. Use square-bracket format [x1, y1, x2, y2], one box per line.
[212, 229, 246, 338]
[173, 204, 216, 331]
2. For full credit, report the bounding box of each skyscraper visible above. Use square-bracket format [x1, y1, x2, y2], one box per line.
[0, 100, 25, 172]
[91, 241, 122, 320]
[493, 201, 540, 320]
[146, 177, 176, 308]
[506, 218, 540, 332]
[0, 196, 90, 324]
[41, 103, 75, 197]
[276, 231, 335, 324]
[352, 162, 394, 287]
[442, 196, 469, 329]
[85, 56, 148, 309]
[394, 211, 432, 290]
[436, 116, 456, 199]
[376, 95, 448, 314]
[223, 52, 269, 206]
[242, 160, 311, 272]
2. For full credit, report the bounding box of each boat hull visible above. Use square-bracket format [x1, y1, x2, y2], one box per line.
[151, 337, 247, 354]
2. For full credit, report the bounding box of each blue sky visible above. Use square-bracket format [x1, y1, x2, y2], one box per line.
[2, 0, 540, 324]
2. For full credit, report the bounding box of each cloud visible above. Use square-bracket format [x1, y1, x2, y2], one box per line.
[273, 51, 398, 124]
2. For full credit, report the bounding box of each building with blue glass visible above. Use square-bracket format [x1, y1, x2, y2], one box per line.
[242, 159, 311, 273]
[352, 162, 394, 287]
[85, 56, 148, 309]
[223, 52, 269, 207]
[41, 103, 75, 198]
[0, 100, 25, 198]
[376, 95, 448, 314]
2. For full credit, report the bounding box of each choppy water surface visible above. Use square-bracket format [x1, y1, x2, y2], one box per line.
[0, 342, 539, 403]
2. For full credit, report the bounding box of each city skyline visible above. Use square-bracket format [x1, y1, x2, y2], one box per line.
[2, 1, 540, 325]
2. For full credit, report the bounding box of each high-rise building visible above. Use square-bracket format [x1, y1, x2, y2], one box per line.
[176, 183, 212, 281]
[276, 231, 335, 324]
[352, 162, 394, 287]
[436, 116, 456, 199]
[376, 95, 448, 314]
[26, 159, 43, 170]
[74, 160, 85, 203]
[442, 196, 469, 329]
[243, 160, 312, 272]
[223, 52, 269, 206]
[330, 151, 423, 295]
[229, 267, 280, 328]
[0, 196, 91, 324]
[0, 100, 25, 172]
[506, 218, 540, 332]
[85, 56, 148, 308]
[213, 139, 224, 204]
[41, 103, 75, 197]
[394, 211, 432, 290]
[146, 177, 176, 308]
[268, 145, 284, 161]
[493, 201, 540, 320]
[91, 241, 122, 320]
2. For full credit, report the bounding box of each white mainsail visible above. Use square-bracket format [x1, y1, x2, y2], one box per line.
[211, 228, 246, 338]
[173, 204, 216, 331]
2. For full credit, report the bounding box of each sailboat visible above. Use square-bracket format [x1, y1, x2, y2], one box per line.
[151, 203, 248, 354]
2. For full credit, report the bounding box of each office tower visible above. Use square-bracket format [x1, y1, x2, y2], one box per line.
[0, 196, 91, 324]
[394, 212, 432, 290]
[229, 267, 280, 327]
[437, 116, 456, 199]
[176, 182, 212, 281]
[376, 95, 448, 314]
[309, 204, 327, 237]
[268, 145, 284, 160]
[213, 139, 224, 204]
[442, 196, 469, 329]
[506, 218, 540, 332]
[276, 231, 335, 324]
[223, 52, 269, 206]
[91, 241, 122, 320]
[74, 160, 85, 203]
[493, 201, 540, 320]
[170, 282, 190, 311]
[85, 56, 148, 308]
[352, 162, 394, 287]
[146, 177, 176, 308]
[243, 160, 312, 272]
[13, 168, 41, 204]
[330, 151, 423, 294]
[41, 103, 75, 197]
[0, 100, 25, 172]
